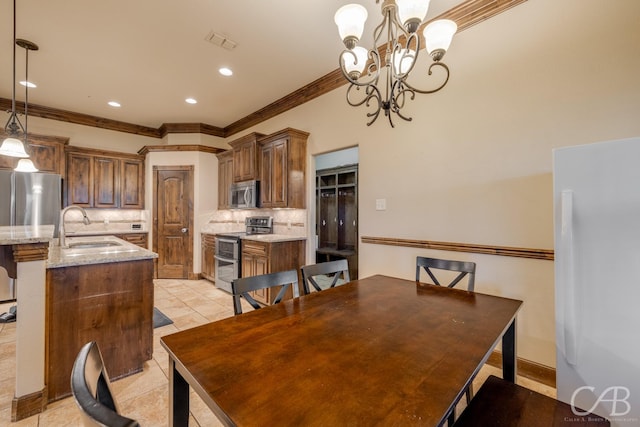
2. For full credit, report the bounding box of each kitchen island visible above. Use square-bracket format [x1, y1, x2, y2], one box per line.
[46, 235, 157, 402]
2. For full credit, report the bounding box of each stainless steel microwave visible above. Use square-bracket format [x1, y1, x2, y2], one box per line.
[230, 180, 260, 209]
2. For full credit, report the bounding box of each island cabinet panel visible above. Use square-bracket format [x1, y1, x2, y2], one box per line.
[241, 239, 305, 305]
[45, 259, 154, 402]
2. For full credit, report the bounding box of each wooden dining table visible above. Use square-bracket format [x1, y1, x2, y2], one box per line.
[161, 274, 523, 426]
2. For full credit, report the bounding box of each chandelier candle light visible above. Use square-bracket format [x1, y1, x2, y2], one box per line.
[335, 0, 457, 127]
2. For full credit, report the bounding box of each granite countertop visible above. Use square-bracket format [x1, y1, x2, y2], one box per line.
[47, 235, 157, 269]
[241, 234, 306, 243]
[0, 225, 55, 245]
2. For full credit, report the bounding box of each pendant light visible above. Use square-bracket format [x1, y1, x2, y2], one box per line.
[0, 0, 37, 169]
[14, 39, 39, 172]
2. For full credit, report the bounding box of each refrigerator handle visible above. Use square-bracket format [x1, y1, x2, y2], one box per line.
[560, 190, 579, 366]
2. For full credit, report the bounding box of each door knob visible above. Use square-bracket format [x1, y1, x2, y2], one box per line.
[181, 228, 188, 233]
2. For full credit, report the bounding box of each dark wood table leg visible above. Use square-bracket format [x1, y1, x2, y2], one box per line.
[502, 319, 517, 383]
[168, 357, 190, 427]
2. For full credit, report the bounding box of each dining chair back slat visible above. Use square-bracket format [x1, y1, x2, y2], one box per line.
[416, 256, 476, 291]
[301, 259, 350, 295]
[70, 341, 140, 427]
[232, 269, 300, 315]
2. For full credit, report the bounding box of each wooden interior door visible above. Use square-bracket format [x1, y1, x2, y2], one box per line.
[153, 166, 194, 279]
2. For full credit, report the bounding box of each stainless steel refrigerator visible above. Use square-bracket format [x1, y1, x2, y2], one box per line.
[553, 137, 640, 425]
[0, 170, 61, 301]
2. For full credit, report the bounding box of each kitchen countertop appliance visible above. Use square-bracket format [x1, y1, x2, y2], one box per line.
[553, 137, 640, 425]
[214, 216, 273, 293]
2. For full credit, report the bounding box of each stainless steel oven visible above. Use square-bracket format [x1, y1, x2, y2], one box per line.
[213, 216, 274, 293]
[214, 233, 243, 293]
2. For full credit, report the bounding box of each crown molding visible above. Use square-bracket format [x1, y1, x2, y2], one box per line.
[1, 0, 527, 139]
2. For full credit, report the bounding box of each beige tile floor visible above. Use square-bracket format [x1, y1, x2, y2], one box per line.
[0, 279, 555, 427]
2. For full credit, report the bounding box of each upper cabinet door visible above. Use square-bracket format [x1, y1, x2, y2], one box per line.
[120, 158, 145, 209]
[258, 128, 308, 209]
[0, 132, 68, 174]
[233, 141, 257, 182]
[66, 152, 93, 207]
[229, 132, 265, 183]
[94, 156, 119, 208]
[217, 151, 233, 209]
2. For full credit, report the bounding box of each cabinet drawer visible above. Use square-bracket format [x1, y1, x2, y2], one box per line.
[117, 233, 148, 248]
[202, 233, 216, 246]
[242, 240, 269, 256]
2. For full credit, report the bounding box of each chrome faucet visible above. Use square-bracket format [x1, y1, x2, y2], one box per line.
[59, 205, 91, 247]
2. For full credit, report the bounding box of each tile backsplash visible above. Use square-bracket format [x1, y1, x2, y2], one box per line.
[63, 209, 149, 234]
[202, 209, 307, 236]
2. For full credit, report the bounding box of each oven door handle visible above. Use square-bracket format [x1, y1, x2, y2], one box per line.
[216, 238, 238, 245]
[214, 255, 237, 263]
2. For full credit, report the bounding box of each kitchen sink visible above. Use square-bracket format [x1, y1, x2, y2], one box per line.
[66, 241, 123, 249]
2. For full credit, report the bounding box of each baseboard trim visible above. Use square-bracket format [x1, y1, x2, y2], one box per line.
[486, 351, 556, 388]
[12, 387, 47, 421]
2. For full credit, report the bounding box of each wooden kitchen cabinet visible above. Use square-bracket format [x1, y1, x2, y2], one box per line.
[201, 233, 216, 281]
[65, 151, 93, 206]
[216, 151, 233, 209]
[94, 156, 119, 208]
[120, 158, 145, 208]
[46, 258, 153, 402]
[259, 128, 308, 209]
[0, 132, 68, 174]
[230, 132, 265, 183]
[241, 238, 305, 305]
[116, 233, 148, 248]
[65, 146, 145, 208]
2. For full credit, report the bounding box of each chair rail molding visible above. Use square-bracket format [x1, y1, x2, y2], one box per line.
[361, 236, 554, 261]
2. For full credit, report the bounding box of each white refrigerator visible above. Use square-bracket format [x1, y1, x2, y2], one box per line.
[553, 137, 640, 425]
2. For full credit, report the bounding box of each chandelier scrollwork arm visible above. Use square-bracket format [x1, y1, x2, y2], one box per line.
[334, 1, 457, 127]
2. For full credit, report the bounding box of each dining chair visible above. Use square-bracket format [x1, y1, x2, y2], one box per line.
[70, 341, 140, 427]
[415, 256, 477, 425]
[300, 259, 350, 295]
[232, 269, 300, 315]
[415, 256, 476, 291]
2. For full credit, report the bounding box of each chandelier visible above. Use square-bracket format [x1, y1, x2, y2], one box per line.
[335, 0, 457, 127]
[0, 0, 39, 172]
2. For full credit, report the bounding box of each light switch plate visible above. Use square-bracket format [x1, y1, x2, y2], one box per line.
[375, 199, 386, 211]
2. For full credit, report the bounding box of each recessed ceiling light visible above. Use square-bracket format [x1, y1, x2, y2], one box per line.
[19, 80, 36, 88]
[108, 101, 121, 108]
[219, 67, 233, 77]
[185, 98, 197, 104]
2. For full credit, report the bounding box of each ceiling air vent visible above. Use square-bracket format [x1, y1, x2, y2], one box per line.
[204, 31, 237, 51]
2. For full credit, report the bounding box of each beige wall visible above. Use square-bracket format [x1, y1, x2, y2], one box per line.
[144, 149, 219, 274]
[4, 0, 639, 369]
[223, 0, 640, 368]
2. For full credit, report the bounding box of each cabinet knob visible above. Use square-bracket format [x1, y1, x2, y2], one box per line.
[181, 227, 188, 233]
